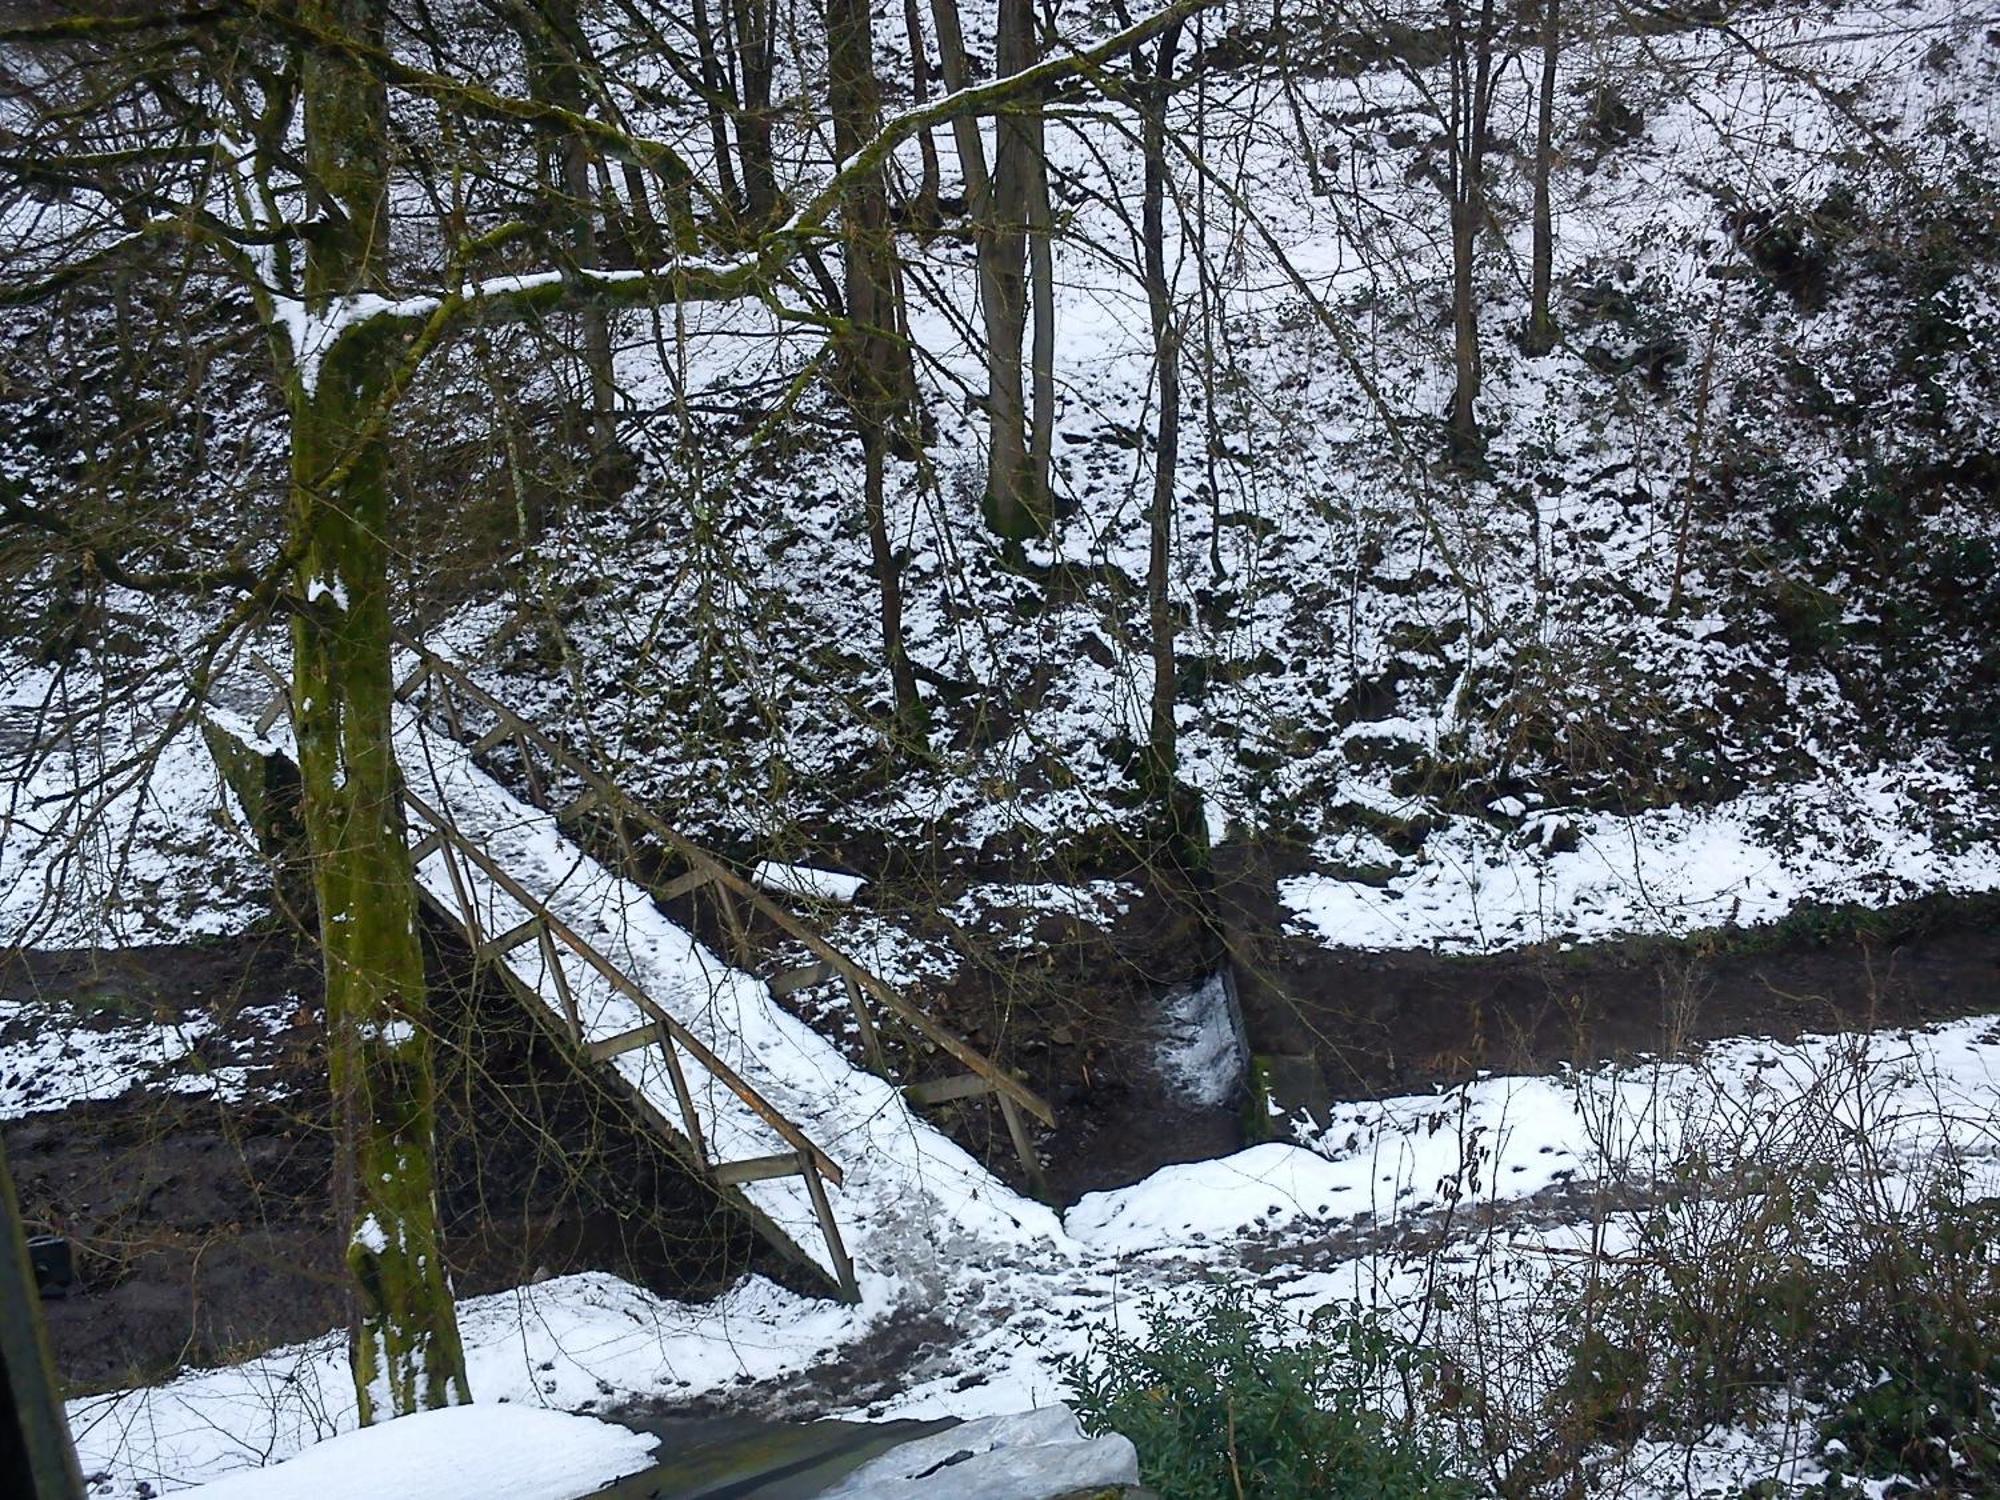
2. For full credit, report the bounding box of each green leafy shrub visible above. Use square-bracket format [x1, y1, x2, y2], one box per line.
[1061, 1282, 1473, 1500]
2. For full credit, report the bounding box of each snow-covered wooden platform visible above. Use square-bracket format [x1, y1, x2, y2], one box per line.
[228, 653, 1063, 1303]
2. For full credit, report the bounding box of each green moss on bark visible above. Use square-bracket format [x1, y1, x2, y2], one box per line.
[292, 0, 469, 1423]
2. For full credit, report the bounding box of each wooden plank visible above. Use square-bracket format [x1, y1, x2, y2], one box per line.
[517, 743, 547, 808]
[439, 681, 466, 739]
[402, 789, 845, 1189]
[388, 646, 1054, 1181]
[469, 722, 513, 756]
[844, 976, 888, 1076]
[433, 838, 485, 948]
[800, 1151, 858, 1304]
[249, 654, 289, 696]
[904, 1073, 996, 1107]
[394, 659, 432, 698]
[998, 1091, 1054, 1204]
[476, 915, 544, 964]
[538, 923, 581, 1043]
[404, 862, 845, 1303]
[407, 831, 443, 865]
[713, 1154, 804, 1187]
[556, 787, 600, 819]
[249, 655, 289, 736]
[712, 880, 751, 964]
[654, 866, 714, 902]
[768, 961, 834, 998]
[655, 1030, 708, 1162]
[588, 1024, 660, 1064]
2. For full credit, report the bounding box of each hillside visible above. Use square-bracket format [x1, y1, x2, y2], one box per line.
[3, 0, 1999, 1496]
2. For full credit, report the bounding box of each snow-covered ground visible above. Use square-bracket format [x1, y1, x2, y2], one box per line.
[1280, 763, 2000, 952]
[5, 1, 1999, 1496]
[33, 695, 1998, 1495]
[176, 1405, 658, 1500]
[59, 1008, 2000, 1497]
[0, 666, 270, 950]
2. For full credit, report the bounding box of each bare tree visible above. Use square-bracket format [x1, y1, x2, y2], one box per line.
[1140, 17, 1188, 800]
[977, 0, 1058, 539]
[1446, 0, 1501, 463]
[828, 0, 926, 737]
[1, 2, 1205, 1417]
[1523, 0, 1561, 356]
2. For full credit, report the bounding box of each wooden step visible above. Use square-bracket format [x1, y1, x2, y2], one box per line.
[557, 787, 600, 819]
[714, 1154, 806, 1187]
[656, 865, 715, 902]
[904, 1073, 997, 1106]
[395, 659, 432, 698]
[589, 1023, 662, 1063]
[476, 915, 544, 963]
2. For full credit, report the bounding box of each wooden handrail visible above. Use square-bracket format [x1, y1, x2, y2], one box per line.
[401, 787, 844, 1189]
[392, 633, 1058, 1128]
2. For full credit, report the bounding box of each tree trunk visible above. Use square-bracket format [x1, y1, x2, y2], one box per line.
[1523, 0, 1560, 356]
[902, 0, 942, 224]
[687, 0, 744, 213]
[1142, 20, 1186, 797]
[979, 0, 1047, 539]
[1446, 0, 1497, 464]
[1026, 106, 1056, 507]
[828, 0, 926, 738]
[519, 0, 615, 469]
[296, 0, 469, 1424]
[731, 0, 779, 222]
[927, 0, 991, 211]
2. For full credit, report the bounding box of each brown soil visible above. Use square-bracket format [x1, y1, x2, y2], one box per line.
[2, 922, 775, 1396]
[1273, 920, 2000, 1096]
[1215, 836, 2000, 1123]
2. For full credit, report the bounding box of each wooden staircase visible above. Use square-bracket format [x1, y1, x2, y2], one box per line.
[382, 634, 1058, 1195]
[241, 635, 1058, 1300]
[245, 658, 858, 1300]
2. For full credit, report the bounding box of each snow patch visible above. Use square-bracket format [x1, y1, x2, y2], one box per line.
[750, 859, 868, 903]
[176, 1404, 656, 1500]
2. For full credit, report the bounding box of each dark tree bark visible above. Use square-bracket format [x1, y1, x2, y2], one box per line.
[1523, 0, 1560, 356]
[828, 0, 926, 737]
[1142, 17, 1187, 796]
[688, 0, 744, 213]
[927, 0, 991, 211]
[731, 0, 779, 222]
[1446, 0, 1499, 464]
[517, 0, 614, 463]
[902, 0, 942, 223]
[978, 0, 1050, 539]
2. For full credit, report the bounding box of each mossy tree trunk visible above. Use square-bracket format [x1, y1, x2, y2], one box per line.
[293, 0, 470, 1424]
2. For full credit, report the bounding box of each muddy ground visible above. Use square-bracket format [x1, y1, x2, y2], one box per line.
[2, 922, 773, 1395]
[5, 890, 1998, 1397]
